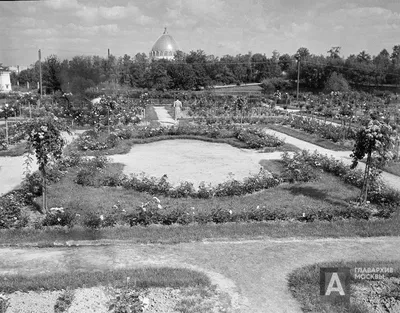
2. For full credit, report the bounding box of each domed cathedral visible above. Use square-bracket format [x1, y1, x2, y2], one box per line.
[149, 27, 180, 60]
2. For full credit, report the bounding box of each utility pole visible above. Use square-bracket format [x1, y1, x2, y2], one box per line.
[296, 56, 300, 102]
[38, 49, 43, 100]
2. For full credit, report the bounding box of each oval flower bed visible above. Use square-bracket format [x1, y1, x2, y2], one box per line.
[75, 124, 286, 152]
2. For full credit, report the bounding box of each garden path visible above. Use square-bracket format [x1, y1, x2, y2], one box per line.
[153, 106, 177, 126]
[264, 128, 400, 192]
[0, 131, 82, 196]
[1, 237, 400, 313]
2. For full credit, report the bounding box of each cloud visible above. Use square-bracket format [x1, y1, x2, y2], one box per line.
[43, 0, 80, 10]
[75, 4, 154, 24]
[22, 28, 58, 36]
[64, 23, 119, 36]
[184, 0, 228, 24]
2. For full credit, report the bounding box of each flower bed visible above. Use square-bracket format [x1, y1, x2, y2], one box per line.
[75, 124, 285, 152]
[281, 150, 400, 215]
[74, 156, 282, 198]
[281, 115, 357, 142]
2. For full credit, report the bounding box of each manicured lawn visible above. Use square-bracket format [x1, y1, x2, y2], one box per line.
[42, 163, 361, 216]
[2, 217, 400, 246]
[0, 141, 27, 156]
[288, 260, 400, 313]
[0, 267, 210, 293]
[0, 159, 391, 246]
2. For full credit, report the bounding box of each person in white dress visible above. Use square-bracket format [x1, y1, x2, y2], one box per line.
[173, 98, 182, 120]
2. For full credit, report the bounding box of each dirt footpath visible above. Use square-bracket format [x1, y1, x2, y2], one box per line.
[1, 237, 400, 313]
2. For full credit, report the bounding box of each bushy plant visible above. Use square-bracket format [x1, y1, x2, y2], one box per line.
[108, 288, 144, 313]
[286, 150, 400, 211]
[42, 208, 75, 228]
[281, 151, 319, 183]
[82, 211, 103, 229]
[0, 293, 10, 313]
[169, 181, 196, 198]
[126, 202, 162, 226]
[54, 289, 74, 313]
[0, 191, 29, 229]
[22, 172, 43, 197]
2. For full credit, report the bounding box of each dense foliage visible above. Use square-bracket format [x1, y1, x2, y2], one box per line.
[11, 45, 400, 94]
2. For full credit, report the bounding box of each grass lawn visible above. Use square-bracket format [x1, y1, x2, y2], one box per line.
[288, 260, 400, 313]
[0, 267, 210, 293]
[43, 163, 361, 217]
[1, 159, 397, 245]
[0, 141, 27, 156]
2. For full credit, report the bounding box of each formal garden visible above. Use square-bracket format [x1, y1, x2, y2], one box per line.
[1, 88, 400, 312]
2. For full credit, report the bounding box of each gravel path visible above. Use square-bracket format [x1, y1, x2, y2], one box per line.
[264, 128, 400, 191]
[0, 131, 82, 196]
[1, 237, 400, 313]
[154, 106, 177, 126]
[108, 140, 268, 187]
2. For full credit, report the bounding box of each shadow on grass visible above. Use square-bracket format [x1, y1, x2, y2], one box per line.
[287, 185, 351, 208]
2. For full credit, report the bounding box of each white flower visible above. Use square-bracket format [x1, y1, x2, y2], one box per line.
[157, 204, 162, 209]
[57, 218, 61, 222]
[142, 296, 150, 309]
[302, 213, 306, 217]
[100, 215, 104, 221]
[229, 210, 233, 215]
[153, 196, 161, 203]
[142, 207, 146, 212]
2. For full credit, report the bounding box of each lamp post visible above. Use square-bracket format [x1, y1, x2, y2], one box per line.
[295, 54, 301, 102]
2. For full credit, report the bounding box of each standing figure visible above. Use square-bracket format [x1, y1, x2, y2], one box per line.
[173, 98, 182, 120]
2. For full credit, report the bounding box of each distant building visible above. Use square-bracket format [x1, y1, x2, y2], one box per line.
[149, 27, 180, 60]
[0, 66, 12, 93]
[8, 65, 28, 74]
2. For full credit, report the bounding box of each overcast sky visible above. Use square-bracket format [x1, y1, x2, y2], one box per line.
[1, 0, 399, 67]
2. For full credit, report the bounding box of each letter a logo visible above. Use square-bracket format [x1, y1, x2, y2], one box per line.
[325, 273, 345, 295]
[320, 267, 350, 305]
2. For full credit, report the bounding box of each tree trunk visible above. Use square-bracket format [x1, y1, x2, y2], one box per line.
[360, 151, 372, 204]
[42, 168, 47, 213]
[107, 107, 110, 135]
[5, 118, 8, 145]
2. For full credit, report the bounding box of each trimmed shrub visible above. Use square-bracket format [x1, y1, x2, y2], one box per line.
[42, 209, 75, 228]
[0, 191, 29, 229]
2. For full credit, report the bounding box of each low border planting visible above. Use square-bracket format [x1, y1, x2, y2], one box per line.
[0, 267, 211, 294]
[80, 167, 282, 199]
[74, 124, 286, 152]
[2, 148, 400, 231]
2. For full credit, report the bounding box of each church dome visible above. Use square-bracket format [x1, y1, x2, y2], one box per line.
[150, 28, 179, 60]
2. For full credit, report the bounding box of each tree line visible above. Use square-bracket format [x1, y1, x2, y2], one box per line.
[10, 45, 400, 94]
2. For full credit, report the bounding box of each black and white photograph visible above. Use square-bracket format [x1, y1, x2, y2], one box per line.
[1, 0, 400, 312]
